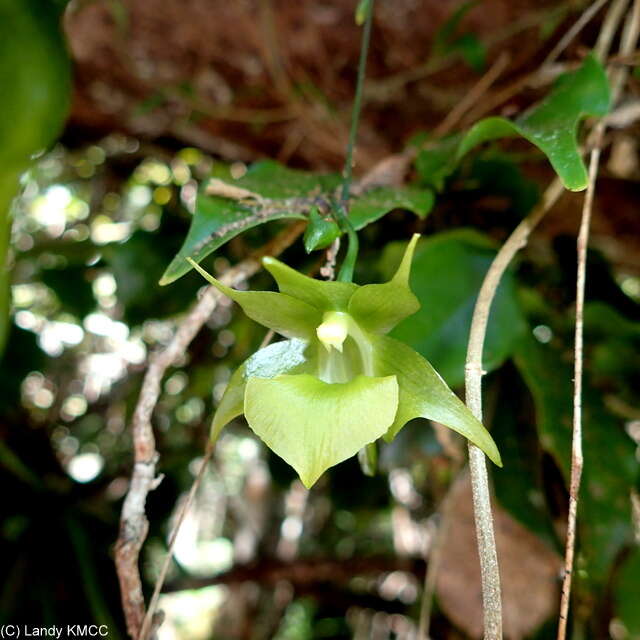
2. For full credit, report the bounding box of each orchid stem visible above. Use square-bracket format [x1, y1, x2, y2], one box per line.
[337, 215, 359, 282]
[335, 0, 374, 283]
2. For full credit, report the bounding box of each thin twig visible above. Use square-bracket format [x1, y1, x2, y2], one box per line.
[542, 0, 609, 68]
[631, 490, 640, 544]
[418, 7, 611, 635]
[138, 442, 216, 640]
[365, 6, 567, 100]
[557, 1, 640, 637]
[115, 222, 304, 640]
[557, 135, 601, 640]
[595, 0, 632, 61]
[464, 177, 564, 640]
[432, 52, 511, 138]
[461, 0, 629, 131]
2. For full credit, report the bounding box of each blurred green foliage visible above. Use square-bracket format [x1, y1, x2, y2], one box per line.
[0, 0, 71, 350]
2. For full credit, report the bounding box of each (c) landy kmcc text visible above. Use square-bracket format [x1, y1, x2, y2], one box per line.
[0, 625, 109, 639]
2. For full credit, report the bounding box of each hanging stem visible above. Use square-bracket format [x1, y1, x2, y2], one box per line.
[341, 0, 374, 204]
[558, 2, 639, 637]
[335, 0, 375, 283]
[464, 177, 565, 640]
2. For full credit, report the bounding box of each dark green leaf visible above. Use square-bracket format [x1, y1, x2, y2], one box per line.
[303, 206, 341, 252]
[613, 550, 640, 637]
[349, 186, 434, 229]
[491, 365, 559, 544]
[450, 33, 486, 72]
[417, 54, 610, 191]
[107, 230, 200, 324]
[584, 302, 640, 338]
[161, 161, 341, 284]
[304, 186, 433, 253]
[514, 334, 637, 584]
[219, 160, 341, 199]
[0, 2, 71, 352]
[159, 193, 306, 285]
[0, 175, 20, 352]
[434, 1, 479, 53]
[381, 230, 526, 387]
[463, 152, 540, 215]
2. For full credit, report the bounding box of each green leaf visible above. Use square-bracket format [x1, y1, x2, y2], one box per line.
[220, 160, 341, 199]
[160, 193, 306, 285]
[302, 186, 433, 253]
[462, 152, 540, 216]
[349, 186, 434, 229]
[348, 234, 420, 333]
[584, 302, 640, 338]
[189, 259, 321, 339]
[303, 206, 341, 252]
[490, 366, 558, 543]
[514, 334, 637, 583]
[382, 230, 526, 387]
[0, 1, 71, 168]
[450, 33, 486, 72]
[415, 142, 456, 191]
[434, 1, 479, 53]
[432, 2, 486, 71]
[160, 161, 341, 284]
[244, 373, 399, 488]
[417, 54, 610, 191]
[371, 333, 502, 466]
[583, 303, 640, 402]
[263, 256, 357, 311]
[211, 338, 316, 439]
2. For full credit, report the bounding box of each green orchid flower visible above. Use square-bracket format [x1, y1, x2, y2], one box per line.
[189, 234, 501, 488]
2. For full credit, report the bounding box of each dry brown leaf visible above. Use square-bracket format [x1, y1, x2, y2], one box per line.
[436, 475, 562, 639]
